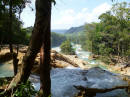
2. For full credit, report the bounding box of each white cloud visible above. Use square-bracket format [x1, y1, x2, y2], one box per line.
[51, 3, 111, 29]
[92, 3, 111, 17]
[21, 1, 111, 29]
[21, 0, 35, 27]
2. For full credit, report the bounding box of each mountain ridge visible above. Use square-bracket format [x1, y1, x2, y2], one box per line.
[65, 25, 85, 34]
[51, 29, 67, 34]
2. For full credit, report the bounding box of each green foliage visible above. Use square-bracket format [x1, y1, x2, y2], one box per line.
[0, 78, 37, 97]
[13, 81, 37, 97]
[66, 31, 85, 44]
[78, 2, 130, 60]
[0, 77, 12, 86]
[60, 40, 75, 55]
[51, 32, 67, 47]
[0, 0, 31, 45]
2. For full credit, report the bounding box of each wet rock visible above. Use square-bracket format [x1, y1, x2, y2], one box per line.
[88, 54, 99, 60]
[50, 67, 129, 97]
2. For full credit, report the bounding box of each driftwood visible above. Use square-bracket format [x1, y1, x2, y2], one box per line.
[0, 53, 12, 63]
[51, 50, 78, 67]
[0, 49, 84, 71]
[31, 50, 79, 74]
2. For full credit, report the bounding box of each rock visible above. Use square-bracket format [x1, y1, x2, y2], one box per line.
[19, 45, 28, 53]
[52, 60, 71, 68]
[109, 62, 116, 66]
[31, 67, 129, 97]
[50, 67, 129, 97]
[89, 54, 99, 60]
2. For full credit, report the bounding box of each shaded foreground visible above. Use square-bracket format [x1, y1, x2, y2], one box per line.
[30, 67, 130, 97]
[1, 67, 128, 97]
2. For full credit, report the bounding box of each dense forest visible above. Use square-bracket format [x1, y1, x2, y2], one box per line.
[51, 32, 66, 47]
[67, 2, 130, 64]
[83, 2, 130, 55]
[0, 18, 66, 47]
[0, 1, 65, 47]
[0, 0, 31, 45]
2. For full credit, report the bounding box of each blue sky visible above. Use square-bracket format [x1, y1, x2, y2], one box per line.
[21, 0, 129, 29]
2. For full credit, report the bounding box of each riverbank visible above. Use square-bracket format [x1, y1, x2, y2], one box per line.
[88, 54, 130, 76]
[0, 45, 130, 76]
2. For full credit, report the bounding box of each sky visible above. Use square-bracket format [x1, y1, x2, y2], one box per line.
[21, 0, 129, 29]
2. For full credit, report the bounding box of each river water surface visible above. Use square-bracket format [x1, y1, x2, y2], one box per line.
[0, 44, 104, 77]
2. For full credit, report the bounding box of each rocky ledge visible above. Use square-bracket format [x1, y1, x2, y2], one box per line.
[31, 67, 130, 97]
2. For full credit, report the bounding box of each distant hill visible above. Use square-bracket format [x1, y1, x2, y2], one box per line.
[26, 26, 84, 34]
[65, 25, 85, 34]
[51, 29, 67, 34]
[25, 27, 67, 34]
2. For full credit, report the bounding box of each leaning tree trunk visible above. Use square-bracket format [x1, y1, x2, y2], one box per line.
[7, 0, 52, 95]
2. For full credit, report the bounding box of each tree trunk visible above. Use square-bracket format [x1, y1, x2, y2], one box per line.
[7, 1, 52, 96]
[39, 0, 51, 96]
[16, 44, 19, 55]
[0, 40, 2, 52]
[117, 42, 120, 62]
[9, 0, 18, 75]
[9, 0, 13, 54]
[39, 29, 51, 97]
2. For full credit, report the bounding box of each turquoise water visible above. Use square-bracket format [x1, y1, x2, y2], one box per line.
[0, 64, 13, 77]
[53, 44, 108, 70]
[0, 44, 104, 77]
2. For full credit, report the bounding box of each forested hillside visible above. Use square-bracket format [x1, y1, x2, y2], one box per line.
[51, 29, 67, 34]
[65, 25, 85, 34]
[51, 32, 66, 47]
[68, 2, 130, 64]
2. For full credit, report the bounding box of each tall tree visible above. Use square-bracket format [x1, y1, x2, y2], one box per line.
[8, 0, 19, 75]
[7, 0, 52, 96]
[0, 0, 31, 75]
[80, 2, 130, 63]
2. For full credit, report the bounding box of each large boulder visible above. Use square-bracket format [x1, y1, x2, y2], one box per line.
[31, 67, 129, 97]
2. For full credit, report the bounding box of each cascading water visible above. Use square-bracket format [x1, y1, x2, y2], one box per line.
[53, 44, 100, 66]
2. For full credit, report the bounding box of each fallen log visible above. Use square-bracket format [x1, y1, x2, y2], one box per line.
[51, 50, 78, 67]
[0, 52, 13, 63]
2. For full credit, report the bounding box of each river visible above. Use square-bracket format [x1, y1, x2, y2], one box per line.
[0, 44, 105, 77]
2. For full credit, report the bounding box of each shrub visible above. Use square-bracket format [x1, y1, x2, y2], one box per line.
[13, 81, 37, 97]
[0, 80, 37, 97]
[60, 40, 75, 55]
